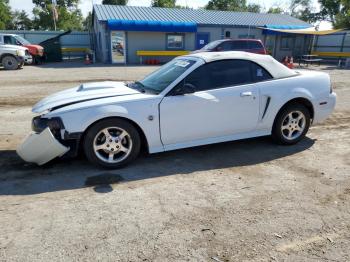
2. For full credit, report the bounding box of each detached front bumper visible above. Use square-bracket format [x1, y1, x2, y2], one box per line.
[16, 128, 69, 165]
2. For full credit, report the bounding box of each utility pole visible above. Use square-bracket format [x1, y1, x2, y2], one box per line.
[52, 0, 57, 31]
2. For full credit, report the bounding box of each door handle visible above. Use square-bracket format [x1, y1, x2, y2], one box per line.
[240, 91, 253, 97]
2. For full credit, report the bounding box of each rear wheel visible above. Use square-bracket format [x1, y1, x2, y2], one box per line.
[83, 119, 141, 168]
[272, 103, 311, 145]
[2, 55, 18, 70]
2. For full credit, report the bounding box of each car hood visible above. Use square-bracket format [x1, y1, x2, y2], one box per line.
[24, 44, 43, 50]
[33, 81, 140, 114]
[190, 49, 210, 54]
[1, 44, 28, 51]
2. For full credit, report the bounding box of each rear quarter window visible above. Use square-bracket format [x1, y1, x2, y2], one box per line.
[251, 63, 273, 82]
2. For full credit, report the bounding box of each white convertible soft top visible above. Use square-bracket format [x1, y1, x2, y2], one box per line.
[184, 51, 297, 79]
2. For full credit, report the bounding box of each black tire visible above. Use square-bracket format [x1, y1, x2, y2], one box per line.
[83, 118, 141, 168]
[2, 55, 18, 70]
[272, 103, 311, 145]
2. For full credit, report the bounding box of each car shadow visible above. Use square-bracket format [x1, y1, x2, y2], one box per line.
[0, 136, 315, 195]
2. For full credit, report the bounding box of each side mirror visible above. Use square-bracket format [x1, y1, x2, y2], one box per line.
[176, 83, 196, 95]
[215, 46, 223, 51]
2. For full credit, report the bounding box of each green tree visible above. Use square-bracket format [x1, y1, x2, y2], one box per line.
[205, 0, 262, 13]
[290, 0, 316, 23]
[102, 0, 128, 4]
[267, 7, 284, 14]
[83, 11, 92, 31]
[318, 0, 350, 29]
[246, 3, 261, 13]
[32, 0, 83, 31]
[0, 0, 12, 30]
[151, 0, 176, 8]
[10, 10, 33, 30]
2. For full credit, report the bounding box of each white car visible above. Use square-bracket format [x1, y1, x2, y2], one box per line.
[17, 52, 336, 168]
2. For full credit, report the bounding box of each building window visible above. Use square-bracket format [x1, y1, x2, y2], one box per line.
[166, 34, 184, 50]
[238, 34, 255, 39]
[280, 36, 293, 50]
[225, 31, 231, 38]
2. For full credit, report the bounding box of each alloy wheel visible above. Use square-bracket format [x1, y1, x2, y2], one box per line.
[281, 110, 306, 140]
[93, 127, 133, 163]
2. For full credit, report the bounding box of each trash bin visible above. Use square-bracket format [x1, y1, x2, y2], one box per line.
[39, 30, 71, 62]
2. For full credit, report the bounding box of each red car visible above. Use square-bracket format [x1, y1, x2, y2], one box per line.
[194, 39, 268, 55]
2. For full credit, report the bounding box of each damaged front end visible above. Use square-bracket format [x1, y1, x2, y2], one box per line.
[16, 116, 79, 165]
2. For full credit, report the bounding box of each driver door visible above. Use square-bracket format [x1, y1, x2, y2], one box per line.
[159, 59, 261, 147]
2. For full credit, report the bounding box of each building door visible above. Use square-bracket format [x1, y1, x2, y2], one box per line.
[196, 32, 210, 50]
[293, 36, 304, 57]
[111, 31, 125, 64]
[264, 35, 276, 57]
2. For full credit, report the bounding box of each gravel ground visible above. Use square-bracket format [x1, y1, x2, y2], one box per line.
[0, 62, 349, 262]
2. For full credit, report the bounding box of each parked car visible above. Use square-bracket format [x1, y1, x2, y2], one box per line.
[194, 39, 268, 54]
[0, 40, 27, 70]
[17, 51, 336, 168]
[0, 33, 44, 64]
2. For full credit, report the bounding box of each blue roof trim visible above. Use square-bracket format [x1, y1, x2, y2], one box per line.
[262, 24, 312, 35]
[264, 24, 311, 29]
[107, 19, 197, 32]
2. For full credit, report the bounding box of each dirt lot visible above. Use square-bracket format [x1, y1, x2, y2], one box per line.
[0, 62, 349, 262]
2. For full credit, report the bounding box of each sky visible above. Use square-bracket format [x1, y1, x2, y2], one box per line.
[9, 0, 332, 29]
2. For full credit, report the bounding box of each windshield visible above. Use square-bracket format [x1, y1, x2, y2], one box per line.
[139, 58, 196, 94]
[14, 35, 31, 45]
[201, 40, 222, 50]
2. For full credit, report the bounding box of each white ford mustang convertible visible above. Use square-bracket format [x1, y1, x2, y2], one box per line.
[17, 51, 336, 168]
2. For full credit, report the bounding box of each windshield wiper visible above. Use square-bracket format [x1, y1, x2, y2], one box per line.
[126, 81, 159, 95]
[128, 81, 147, 93]
[126, 81, 144, 92]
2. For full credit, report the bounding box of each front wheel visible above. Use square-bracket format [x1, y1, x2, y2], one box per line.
[2, 55, 19, 70]
[272, 103, 311, 145]
[83, 119, 141, 168]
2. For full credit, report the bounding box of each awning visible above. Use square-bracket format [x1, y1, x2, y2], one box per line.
[260, 25, 343, 35]
[107, 19, 197, 33]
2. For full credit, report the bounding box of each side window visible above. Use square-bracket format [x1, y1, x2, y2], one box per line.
[250, 63, 273, 82]
[184, 60, 254, 92]
[231, 41, 248, 50]
[217, 41, 232, 51]
[4, 36, 18, 45]
[4, 36, 14, 45]
[249, 41, 263, 50]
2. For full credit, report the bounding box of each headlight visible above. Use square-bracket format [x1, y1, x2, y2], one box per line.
[32, 116, 65, 135]
[16, 49, 25, 56]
